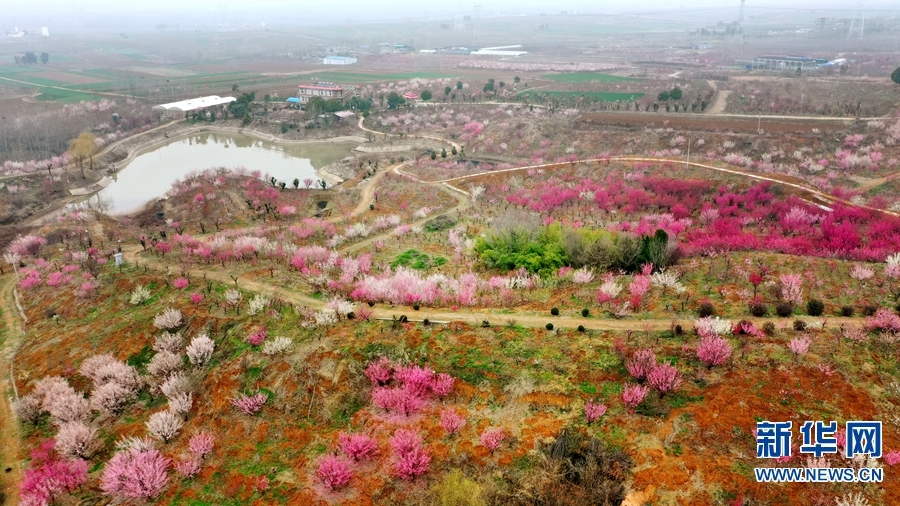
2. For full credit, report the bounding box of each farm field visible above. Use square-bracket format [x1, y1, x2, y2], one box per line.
[541, 72, 643, 83]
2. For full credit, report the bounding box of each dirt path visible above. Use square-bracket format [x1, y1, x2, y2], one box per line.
[856, 170, 900, 193]
[126, 242, 870, 333]
[707, 84, 731, 115]
[0, 277, 25, 506]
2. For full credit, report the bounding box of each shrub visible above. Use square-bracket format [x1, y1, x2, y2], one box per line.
[793, 319, 807, 331]
[430, 469, 485, 506]
[775, 302, 794, 318]
[674, 324, 683, 335]
[413, 303, 420, 311]
[581, 308, 590, 317]
[763, 322, 776, 335]
[749, 303, 768, 317]
[481, 320, 490, 328]
[317, 455, 352, 491]
[807, 299, 825, 317]
[545, 323, 554, 330]
[174, 457, 201, 478]
[862, 304, 878, 317]
[841, 305, 855, 317]
[371, 385, 424, 416]
[698, 301, 715, 317]
[577, 325, 586, 332]
[551, 307, 559, 316]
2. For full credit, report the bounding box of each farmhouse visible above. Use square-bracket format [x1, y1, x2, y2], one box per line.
[322, 55, 357, 65]
[297, 82, 357, 104]
[750, 55, 826, 71]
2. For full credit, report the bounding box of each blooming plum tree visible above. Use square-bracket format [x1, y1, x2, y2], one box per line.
[647, 363, 682, 397]
[146, 410, 184, 443]
[440, 408, 466, 435]
[697, 336, 733, 369]
[584, 400, 608, 424]
[188, 432, 215, 459]
[19, 440, 88, 506]
[339, 433, 378, 461]
[625, 349, 656, 381]
[317, 455, 353, 490]
[100, 448, 170, 500]
[480, 428, 506, 453]
[622, 383, 649, 411]
[231, 392, 268, 415]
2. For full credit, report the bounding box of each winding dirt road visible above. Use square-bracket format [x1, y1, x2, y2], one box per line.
[0, 277, 24, 506]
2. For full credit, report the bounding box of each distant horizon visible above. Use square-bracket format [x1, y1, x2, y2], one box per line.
[3, 1, 900, 34]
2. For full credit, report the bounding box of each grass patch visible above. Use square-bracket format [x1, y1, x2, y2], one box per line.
[34, 88, 100, 103]
[519, 90, 644, 102]
[542, 72, 642, 83]
[391, 249, 444, 270]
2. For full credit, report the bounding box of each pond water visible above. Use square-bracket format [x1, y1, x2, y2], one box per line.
[84, 132, 357, 215]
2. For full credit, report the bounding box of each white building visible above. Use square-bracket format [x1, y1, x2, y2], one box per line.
[323, 56, 357, 65]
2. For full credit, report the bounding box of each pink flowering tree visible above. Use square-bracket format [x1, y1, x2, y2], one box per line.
[622, 383, 649, 412]
[584, 400, 607, 424]
[389, 430, 430, 480]
[647, 363, 682, 397]
[316, 455, 353, 491]
[338, 433, 378, 461]
[625, 349, 656, 382]
[480, 428, 506, 454]
[188, 431, 215, 459]
[100, 448, 170, 500]
[20, 439, 88, 506]
[697, 336, 733, 369]
[231, 392, 268, 415]
[788, 336, 811, 362]
[440, 408, 466, 435]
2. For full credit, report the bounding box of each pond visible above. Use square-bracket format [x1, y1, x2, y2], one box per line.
[83, 132, 357, 214]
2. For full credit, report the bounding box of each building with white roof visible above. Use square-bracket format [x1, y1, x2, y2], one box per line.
[151, 96, 236, 115]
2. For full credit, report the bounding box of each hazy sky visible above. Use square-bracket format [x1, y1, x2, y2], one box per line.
[4, 0, 900, 31]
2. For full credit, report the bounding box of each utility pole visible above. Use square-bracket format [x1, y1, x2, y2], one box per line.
[848, 2, 865, 40]
[685, 137, 691, 170]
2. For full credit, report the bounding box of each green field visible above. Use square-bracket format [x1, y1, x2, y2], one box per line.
[34, 88, 100, 103]
[519, 90, 644, 102]
[542, 72, 642, 83]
